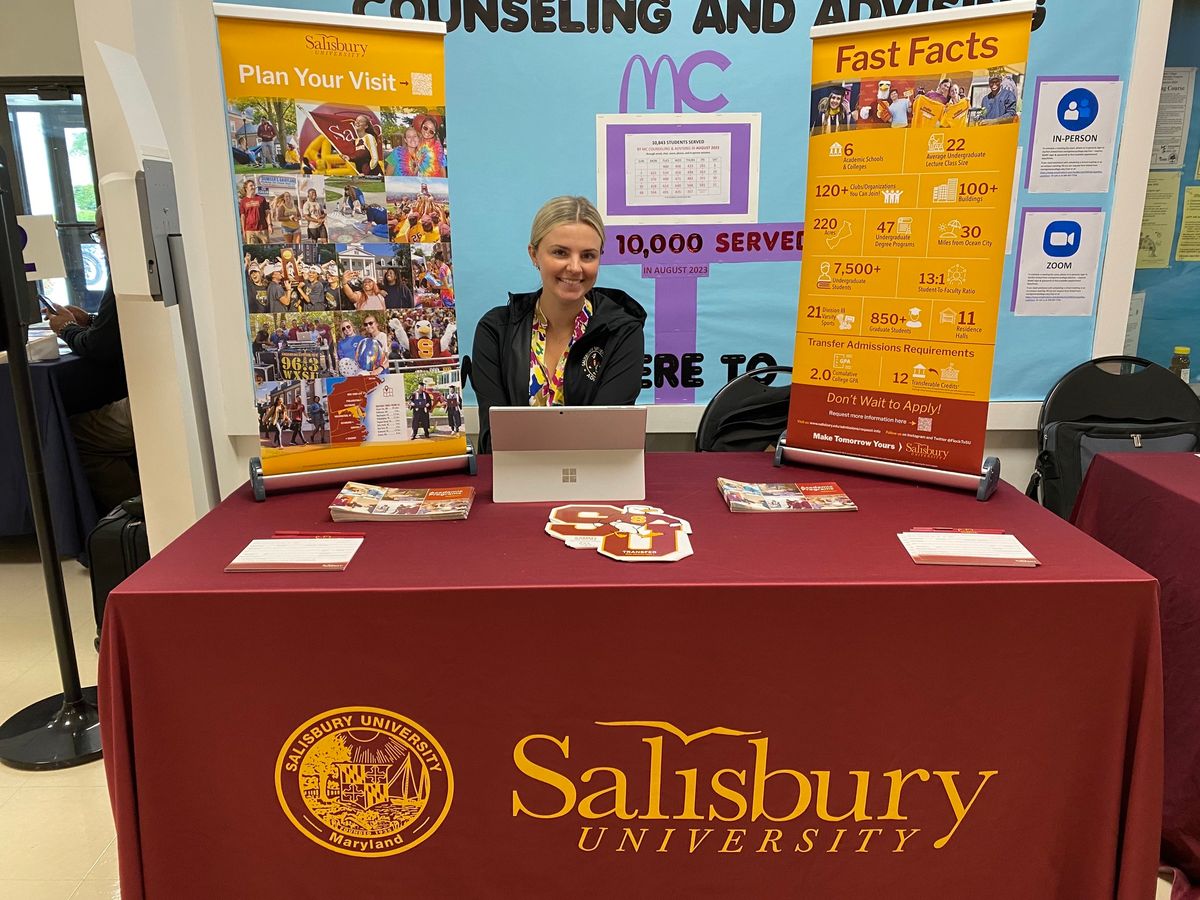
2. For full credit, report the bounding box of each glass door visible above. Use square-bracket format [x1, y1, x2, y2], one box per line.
[0, 82, 106, 312]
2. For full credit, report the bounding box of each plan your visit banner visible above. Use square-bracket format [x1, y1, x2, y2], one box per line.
[215, 6, 465, 477]
[790, 4, 1033, 475]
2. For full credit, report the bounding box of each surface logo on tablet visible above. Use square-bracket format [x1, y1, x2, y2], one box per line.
[275, 707, 453, 857]
[512, 721, 998, 854]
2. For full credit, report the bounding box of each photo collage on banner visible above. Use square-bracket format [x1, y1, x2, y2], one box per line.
[229, 91, 461, 460]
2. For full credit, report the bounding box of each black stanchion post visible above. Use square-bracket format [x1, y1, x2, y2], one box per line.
[0, 148, 101, 769]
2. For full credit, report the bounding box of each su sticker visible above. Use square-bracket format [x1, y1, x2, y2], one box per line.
[275, 706, 453, 857]
[546, 504, 694, 562]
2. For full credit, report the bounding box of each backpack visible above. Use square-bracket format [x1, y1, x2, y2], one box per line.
[1026, 356, 1200, 518]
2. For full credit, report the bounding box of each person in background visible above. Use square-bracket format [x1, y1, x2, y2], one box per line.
[343, 275, 387, 310]
[287, 395, 307, 445]
[256, 116, 277, 166]
[413, 114, 447, 176]
[244, 253, 269, 311]
[264, 397, 286, 447]
[978, 75, 1018, 125]
[307, 396, 327, 443]
[302, 188, 327, 241]
[44, 206, 140, 512]
[272, 191, 301, 245]
[381, 266, 414, 309]
[410, 383, 433, 439]
[470, 195, 645, 452]
[887, 89, 911, 128]
[444, 386, 463, 436]
[267, 269, 288, 313]
[361, 315, 389, 374]
[238, 178, 270, 244]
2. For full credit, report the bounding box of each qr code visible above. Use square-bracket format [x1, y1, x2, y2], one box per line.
[411, 72, 433, 96]
[917, 417, 933, 433]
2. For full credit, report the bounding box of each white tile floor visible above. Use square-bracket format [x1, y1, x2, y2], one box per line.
[0, 536, 118, 900]
[0, 532, 1178, 899]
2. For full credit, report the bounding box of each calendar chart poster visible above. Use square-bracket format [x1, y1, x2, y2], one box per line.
[788, 3, 1034, 477]
[597, 114, 761, 225]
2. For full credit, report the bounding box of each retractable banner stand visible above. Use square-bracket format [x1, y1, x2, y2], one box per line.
[781, 2, 1035, 498]
[213, 5, 472, 498]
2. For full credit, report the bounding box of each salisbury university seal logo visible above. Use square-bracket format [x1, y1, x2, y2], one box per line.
[275, 707, 453, 857]
[582, 346, 604, 381]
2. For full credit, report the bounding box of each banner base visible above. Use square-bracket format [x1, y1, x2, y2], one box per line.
[250, 446, 478, 501]
[774, 441, 1000, 501]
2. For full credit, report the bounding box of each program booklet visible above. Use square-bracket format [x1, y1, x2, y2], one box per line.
[717, 477, 857, 513]
[330, 482, 475, 522]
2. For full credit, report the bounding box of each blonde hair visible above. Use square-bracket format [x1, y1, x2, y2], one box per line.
[529, 196, 605, 252]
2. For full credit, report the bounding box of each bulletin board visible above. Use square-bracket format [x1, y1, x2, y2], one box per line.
[222, 0, 1143, 405]
[1132, 2, 1200, 372]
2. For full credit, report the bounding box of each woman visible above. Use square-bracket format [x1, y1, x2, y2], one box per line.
[272, 191, 300, 245]
[264, 397, 287, 448]
[412, 115, 447, 177]
[302, 188, 327, 241]
[343, 275, 387, 310]
[471, 195, 645, 452]
[381, 266, 414, 309]
[384, 127, 421, 176]
[351, 114, 383, 177]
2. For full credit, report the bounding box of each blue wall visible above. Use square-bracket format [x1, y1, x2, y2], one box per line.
[226, 0, 1141, 402]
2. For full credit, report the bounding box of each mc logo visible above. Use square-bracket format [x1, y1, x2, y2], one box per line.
[619, 51, 732, 113]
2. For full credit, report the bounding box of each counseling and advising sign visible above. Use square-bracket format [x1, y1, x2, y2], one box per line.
[789, 3, 1033, 476]
[215, 6, 465, 478]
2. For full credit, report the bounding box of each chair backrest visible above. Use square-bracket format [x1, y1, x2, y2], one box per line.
[695, 366, 793, 452]
[1037, 355, 1200, 437]
[460, 354, 473, 392]
[1028, 355, 1200, 517]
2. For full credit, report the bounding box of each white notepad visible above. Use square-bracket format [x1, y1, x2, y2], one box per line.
[225, 538, 363, 572]
[897, 531, 1039, 568]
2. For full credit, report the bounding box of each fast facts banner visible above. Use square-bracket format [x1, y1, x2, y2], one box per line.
[215, 6, 465, 477]
[789, 3, 1033, 475]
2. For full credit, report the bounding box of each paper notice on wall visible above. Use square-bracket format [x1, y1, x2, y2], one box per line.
[1124, 291, 1146, 356]
[1175, 187, 1200, 262]
[1152, 68, 1195, 169]
[1137, 171, 1181, 269]
[15, 215, 66, 282]
[1012, 209, 1105, 317]
[1026, 78, 1123, 193]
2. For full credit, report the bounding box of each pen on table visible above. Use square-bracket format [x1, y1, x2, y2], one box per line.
[273, 531, 367, 538]
[910, 527, 1006, 534]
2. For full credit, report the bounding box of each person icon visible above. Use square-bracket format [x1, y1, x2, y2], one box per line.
[1064, 101, 1080, 122]
[817, 261, 832, 287]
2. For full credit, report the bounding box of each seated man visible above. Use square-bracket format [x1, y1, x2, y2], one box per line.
[45, 205, 140, 513]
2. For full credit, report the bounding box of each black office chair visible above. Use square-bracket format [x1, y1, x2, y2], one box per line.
[1027, 355, 1200, 517]
[695, 365, 792, 452]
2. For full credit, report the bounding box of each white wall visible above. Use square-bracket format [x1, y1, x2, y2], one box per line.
[2, 0, 83, 78]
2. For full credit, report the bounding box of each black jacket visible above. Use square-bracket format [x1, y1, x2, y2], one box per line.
[59, 286, 129, 409]
[471, 287, 646, 452]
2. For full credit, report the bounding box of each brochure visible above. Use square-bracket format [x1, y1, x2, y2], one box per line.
[330, 482, 475, 522]
[717, 477, 857, 513]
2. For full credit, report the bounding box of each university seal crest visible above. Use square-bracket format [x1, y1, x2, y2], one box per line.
[275, 706, 453, 857]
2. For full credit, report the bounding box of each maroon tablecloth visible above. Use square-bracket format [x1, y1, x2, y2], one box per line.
[100, 453, 1162, 899]
[1074, 452, 1200, 890]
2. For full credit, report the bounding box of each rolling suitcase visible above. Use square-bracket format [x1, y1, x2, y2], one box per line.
[88, 495, 150, 647]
